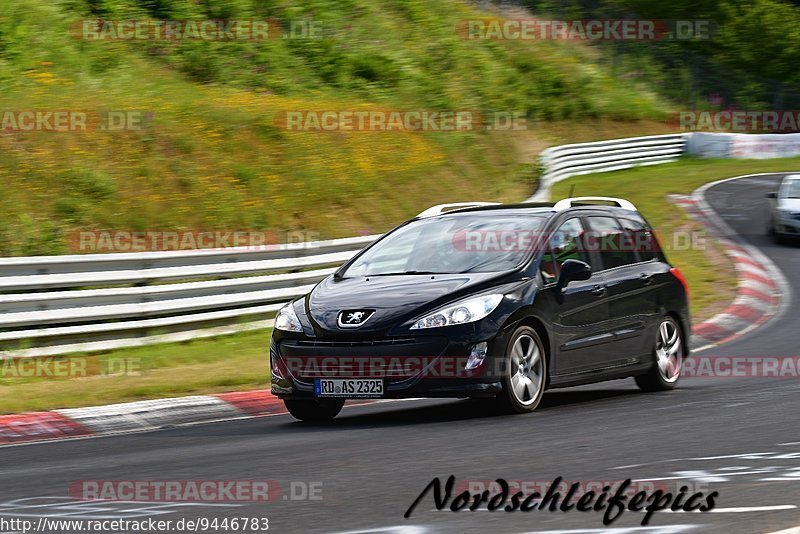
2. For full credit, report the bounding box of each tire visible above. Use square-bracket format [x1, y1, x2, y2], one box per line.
[284, 398, 345, 422]
[635, 316, 684, 392]
[494, 326, 547, 414]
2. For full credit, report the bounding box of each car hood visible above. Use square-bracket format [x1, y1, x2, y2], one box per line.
[306, 272, 509, 334]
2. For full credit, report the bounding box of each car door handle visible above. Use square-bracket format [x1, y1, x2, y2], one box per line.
[639, 273, 654, 285]
[591, 285, 607, 296]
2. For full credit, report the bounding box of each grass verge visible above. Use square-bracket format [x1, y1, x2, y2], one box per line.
[0, 329, 269, 414]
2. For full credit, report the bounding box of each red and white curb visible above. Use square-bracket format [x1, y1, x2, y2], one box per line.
[0, 391, 386, 447]
[671, 173, 792, 352]
[0, 390, 289, 447]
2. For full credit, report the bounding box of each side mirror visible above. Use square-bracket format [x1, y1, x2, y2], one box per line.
[557, 259, 592, 290]
[766, 192, 778, 199]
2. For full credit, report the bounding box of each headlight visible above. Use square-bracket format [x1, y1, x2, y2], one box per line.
[410, 294, 503, 330]
[275, 302, 302, 332]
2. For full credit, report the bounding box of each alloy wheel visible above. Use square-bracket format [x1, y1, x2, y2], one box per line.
[655, 318, 682, 383]
[509, 334, 544, 406]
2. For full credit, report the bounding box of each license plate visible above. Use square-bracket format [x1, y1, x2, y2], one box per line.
[314, 378, 384, 398]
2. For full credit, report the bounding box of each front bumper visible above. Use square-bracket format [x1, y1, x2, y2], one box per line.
[775, 212, 800, 235]
[269, 332, 508, 400]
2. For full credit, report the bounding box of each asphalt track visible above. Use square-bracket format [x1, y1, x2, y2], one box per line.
[2, 173, 800, 534]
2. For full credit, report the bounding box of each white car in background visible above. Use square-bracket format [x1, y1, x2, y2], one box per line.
[767, 174, 800, 242]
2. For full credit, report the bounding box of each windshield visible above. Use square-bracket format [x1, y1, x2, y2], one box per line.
[781, 179, 800, 199]
[343, 213, 548, 277]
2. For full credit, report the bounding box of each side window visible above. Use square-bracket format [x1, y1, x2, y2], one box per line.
[539, 245, 558, 284]
[619, 215, 658, 262]
[540, 218, 591, 283]
[586, 216, 639, 270]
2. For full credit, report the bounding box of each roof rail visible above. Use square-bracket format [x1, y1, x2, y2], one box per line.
[553, 196, 636, 212]
[416, 202, 501, 218]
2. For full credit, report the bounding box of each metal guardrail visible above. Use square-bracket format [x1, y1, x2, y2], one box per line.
[528, 134, 688, 201]
[0, 236, 378, 357]
[0, 133, 692, 358]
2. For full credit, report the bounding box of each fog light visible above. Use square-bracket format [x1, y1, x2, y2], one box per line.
[465, 342, 488, 370]
[270, 349, 286, 382]
[271, 366, 284, 382]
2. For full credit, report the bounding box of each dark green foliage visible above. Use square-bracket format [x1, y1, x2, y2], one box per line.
[521, 0, 800, 108]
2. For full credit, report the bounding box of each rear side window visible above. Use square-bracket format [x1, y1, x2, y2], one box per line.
[618, 215, 659, 262]
[585, 216, 639, 270]
[540, 218, 591, 283]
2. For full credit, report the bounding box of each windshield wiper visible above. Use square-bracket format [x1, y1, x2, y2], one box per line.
[370, 270, 444, 276]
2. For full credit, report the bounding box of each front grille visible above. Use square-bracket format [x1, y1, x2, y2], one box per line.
[297, 360, 419, 378]
[278, 336, 450, 382]
[293, 338, 417, 348]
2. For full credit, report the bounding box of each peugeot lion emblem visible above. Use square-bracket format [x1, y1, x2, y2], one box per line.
[337, 309, 375, 328]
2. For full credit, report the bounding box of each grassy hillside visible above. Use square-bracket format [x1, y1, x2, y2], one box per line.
[0, 0, 669, 256]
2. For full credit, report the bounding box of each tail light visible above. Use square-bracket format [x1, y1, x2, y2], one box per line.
[670, 267, 690, 302]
